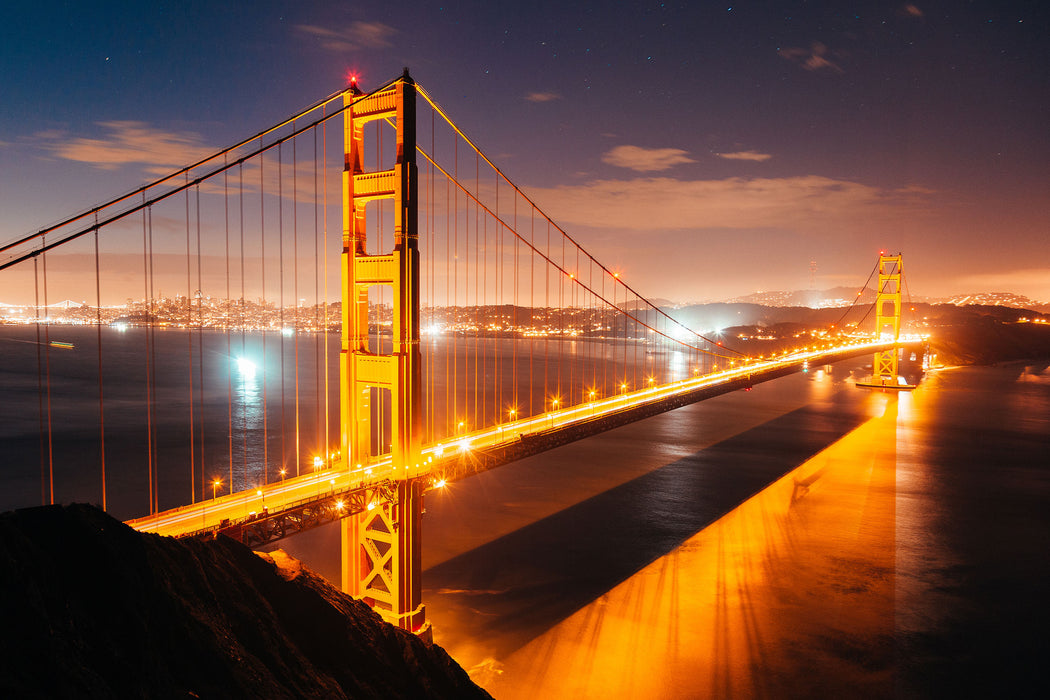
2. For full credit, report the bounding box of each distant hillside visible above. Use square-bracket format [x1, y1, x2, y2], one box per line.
[726, 288, 1048, 314]
[931, 292, 1046, 311]
[726, 287, 876, 308]
[661, 302, 855, 334]
[662, 301, 1050, 366]
[0, 504, 490, 699]
[921, 305, 1050, 365]
[619, 297, 674, 311]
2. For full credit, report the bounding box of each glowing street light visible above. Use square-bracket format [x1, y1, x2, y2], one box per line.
[212, 478, 222, 501]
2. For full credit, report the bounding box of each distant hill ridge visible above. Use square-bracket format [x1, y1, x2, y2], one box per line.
[724, 288, 1046, 311]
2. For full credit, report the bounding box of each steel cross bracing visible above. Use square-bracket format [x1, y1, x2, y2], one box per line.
[873, 254, 904, 382]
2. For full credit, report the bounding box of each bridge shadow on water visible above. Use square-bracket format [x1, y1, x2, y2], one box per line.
[423, 399, 872, 662]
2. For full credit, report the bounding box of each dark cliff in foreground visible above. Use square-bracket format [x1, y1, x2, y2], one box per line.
[0, 504, 491, 699]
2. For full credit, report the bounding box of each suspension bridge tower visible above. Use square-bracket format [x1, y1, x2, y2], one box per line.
[857, 253, 916, 390]
[339, 71, 429, 636]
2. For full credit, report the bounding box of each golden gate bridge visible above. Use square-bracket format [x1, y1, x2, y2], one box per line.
[0, 70, 920, 637]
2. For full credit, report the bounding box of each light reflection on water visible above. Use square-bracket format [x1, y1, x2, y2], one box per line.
[232, 356, 266, 489]
[477, 394, 902, 698]
[433, 363, 1048, 698]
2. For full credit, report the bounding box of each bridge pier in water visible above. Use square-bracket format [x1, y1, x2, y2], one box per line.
[857, 253, 920, 390]
[338, 71, 429, 636]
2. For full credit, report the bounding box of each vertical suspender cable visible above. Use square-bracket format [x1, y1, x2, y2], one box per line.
[425, 109, 432, 442]
[512, 190, 517, 414]
[239, 164, 247, 491]
[185, 177, 196, 502]
[293, 133, 301, 476]
[494, 171, 500, 423]
[225, 162, 233, 496]
[41, 242, 53, 505]
[142, 205, 153, 513]
[474, 149, 480, 431]
[426, 109, 434, 442]
[452, 135, 458, 433]
[33, 258, 45, 505]
[196, 184, 204, 502]
[148, 206, 159, 512]
[529, 207, 534, 418]
[314, 125, 322, 462]
[94, 224, 106, 511]
[545, 219, 550, 414]
[446, 144, 452, 437]
[260, 144, 269, 483]
[322, 109, 330, 461]
[278, 142, 287, 477]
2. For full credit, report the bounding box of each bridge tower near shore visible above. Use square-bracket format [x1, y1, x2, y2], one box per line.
[339, 71, 429, 636]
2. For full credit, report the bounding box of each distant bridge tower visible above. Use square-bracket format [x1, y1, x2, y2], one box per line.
[339, 71, 428, 636]
[871, 253, 904, 385]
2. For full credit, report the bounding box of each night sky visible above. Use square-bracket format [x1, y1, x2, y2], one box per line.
[2, 1, 1047, 302]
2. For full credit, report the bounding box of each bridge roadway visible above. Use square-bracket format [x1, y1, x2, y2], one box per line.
[128, 337, 914, 546]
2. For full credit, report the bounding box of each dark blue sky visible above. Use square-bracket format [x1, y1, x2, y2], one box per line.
[2, 1, 1048, 301]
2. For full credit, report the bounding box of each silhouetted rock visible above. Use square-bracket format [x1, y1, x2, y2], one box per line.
[0, 504, 491, 699]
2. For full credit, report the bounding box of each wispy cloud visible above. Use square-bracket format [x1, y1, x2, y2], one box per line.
[525, 92, 561, 103]
[34, 121, 213, 172]
[902, 4, 924, 18]
[527, 175, 934, 231]
[716, 150, 772, 162]
[778, 42, 844, 73]
[602, 145, 695, 172]
[296, 21, 396, 52]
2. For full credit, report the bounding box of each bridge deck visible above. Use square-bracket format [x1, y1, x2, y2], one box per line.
[128, 338, 912, 545]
